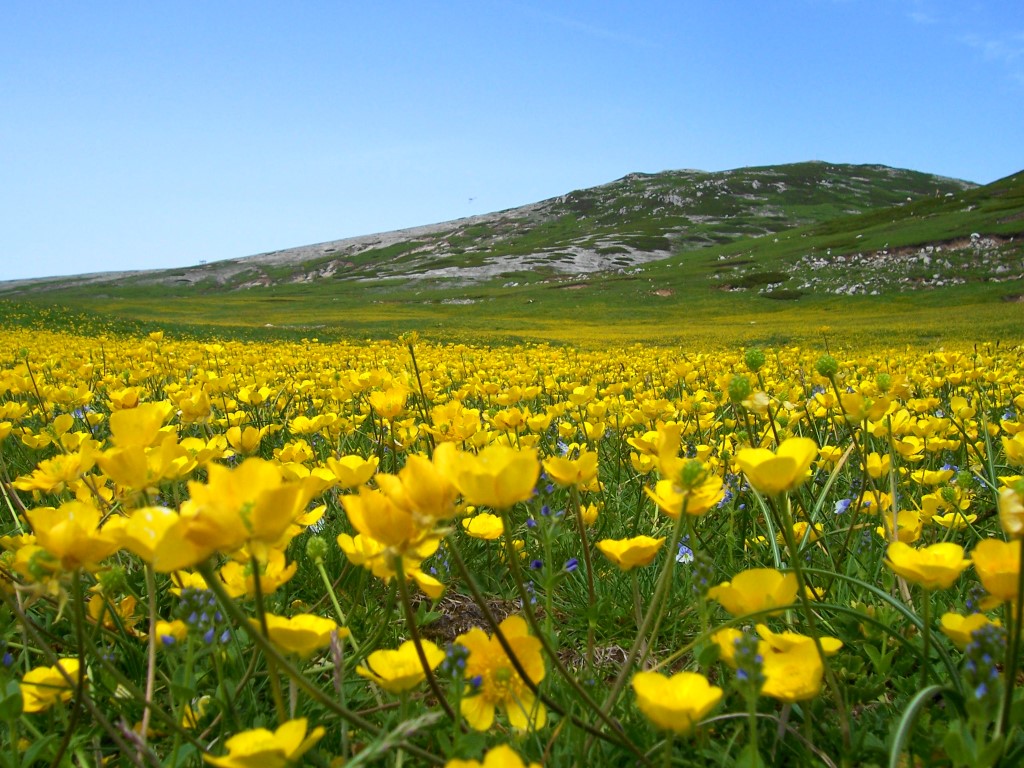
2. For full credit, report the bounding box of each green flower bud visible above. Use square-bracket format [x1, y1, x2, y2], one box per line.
[875, 373, 892, 393]
[744, 348, 766, 373]
[306, 535, 329, 564]
[679, 459, 708, 489]
[728, 374, 752, 404]
[816, 355, 839, 378]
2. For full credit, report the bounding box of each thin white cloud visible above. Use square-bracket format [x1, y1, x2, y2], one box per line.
[960, 30, 1024, 85]
[500, 1, 659, 49]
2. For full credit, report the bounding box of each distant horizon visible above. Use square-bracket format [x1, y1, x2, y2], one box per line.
[3, 2, 1022, 281]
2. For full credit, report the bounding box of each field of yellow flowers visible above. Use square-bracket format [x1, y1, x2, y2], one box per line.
[2, 325, 1024, 767]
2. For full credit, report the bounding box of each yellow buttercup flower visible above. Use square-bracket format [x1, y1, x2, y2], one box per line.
[707, 568, 798, 617]
[884, 541, 971, 590]
[119, 505, 208, 572]
[324, 454, 379, 489]
[258, 613, 348, 658]
[1003, 434, 1024, 466]
[462, 513, 504, 540]
[998, 483, 1024, 539]
[343, 486, 422, 552]
[543, 450, 599, 489]
[757, 624, 842, 703]
[26, 500, 122, 572]
[644, 461, 723, 518]
[735, 437, 818, 496]
[596, 536, 665, 571]
[376, 451, 460, 523]
[203, 718, 324, 768]
[368, 386, 408, 420]
[20, 658, 82, 713]
[875, 509, 923, 544]
[447, 444, 540, 510]
[972, 538, 1020, 602]
[939, 612, 1002, 650]
[183, 458, 310, 554]
[225, 425, 270, 455]
[356, 639, 445, 694]
[631, 670, 722, 734]
[456, 615, 546, 731]
[445, 744, 540, 768]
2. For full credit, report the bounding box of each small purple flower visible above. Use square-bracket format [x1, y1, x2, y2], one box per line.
[564, 558, 579, 573]
[834, 498, 852, 515]
[530, 559, 543, 570]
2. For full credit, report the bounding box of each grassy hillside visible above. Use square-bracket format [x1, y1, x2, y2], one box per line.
[1, 162, 1021, 347]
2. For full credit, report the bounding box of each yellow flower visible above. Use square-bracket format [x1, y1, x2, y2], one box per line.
[631, 670, 722, 734]
[999, 484, 1024, 539]
[445, 744, 540, 768]
[1004, 434, 1024, 466]
[596, 536, 665, 571]
[644, 465, 723, 518]
[707, 568, 798, 617]
[183, 458, 310, 554]
[324, 454, 379, 489]
[258, 613, 348, 658]
[343, 486, 421, 551]
[757, 624, 842, 703]
[940, 612, 1002, 650]
[356, 639, 445, 694]
[884, 541, 971, 590]
[225, 425, 270, 455]
[203, 718, 324, 768]
[875, 509, 923, 544]
[376, 452, 460, 523]
[368, 386, 408, 420]
[25, 501, 122, 572]
[462, 513, 504, 540]
[972, 538, 1020, 602]
[456, 615, 546, 731]
[446, 444, 540, 510]
[710, 627, 745, 665]
[218, 548, 297, 598]
[119, 505, 208, 572]
[20, 658, 82, 713]
[735, 437, 818, 496]
[155, 619, 189, 646]
[543, 450, 599, 489]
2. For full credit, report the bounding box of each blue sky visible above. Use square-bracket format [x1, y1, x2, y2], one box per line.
[2, 1, 1022, 281]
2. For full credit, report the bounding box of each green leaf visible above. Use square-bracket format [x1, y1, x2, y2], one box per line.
[734, 743, 768, 768]
[0, 679, 22, 720]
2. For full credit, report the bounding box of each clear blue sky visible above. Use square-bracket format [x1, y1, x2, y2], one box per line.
[2, 1, 1022, 281]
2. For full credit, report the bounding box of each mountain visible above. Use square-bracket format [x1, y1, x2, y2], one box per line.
[0, 162, 979, 294]
[2, 161, 1021, 345]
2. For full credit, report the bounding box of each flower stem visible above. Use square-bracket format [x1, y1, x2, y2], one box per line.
[570, 485, 597, 668]
[998, 537, 1024, 737]
[393, 557, 458, 723]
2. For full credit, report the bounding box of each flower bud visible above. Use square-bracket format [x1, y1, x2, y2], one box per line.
[816, 355, 839, 378]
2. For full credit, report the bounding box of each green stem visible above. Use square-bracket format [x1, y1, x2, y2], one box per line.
[600, 503, 688, 718]
[393, 557, 458, 723]
[445, 534, 648, 761]
[140, 564, 159, 746]
[920, 591, 931, 690]
[570, 485, 597, 668]
[775, 492, 851, 753]
[998, 537, 1024, 737]
[250, 549, 288, 723]
[315, 559, 360, 651]
[194, 561, 444, 765]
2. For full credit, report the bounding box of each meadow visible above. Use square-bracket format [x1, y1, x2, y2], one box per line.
[1, 312, 1024, 768]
